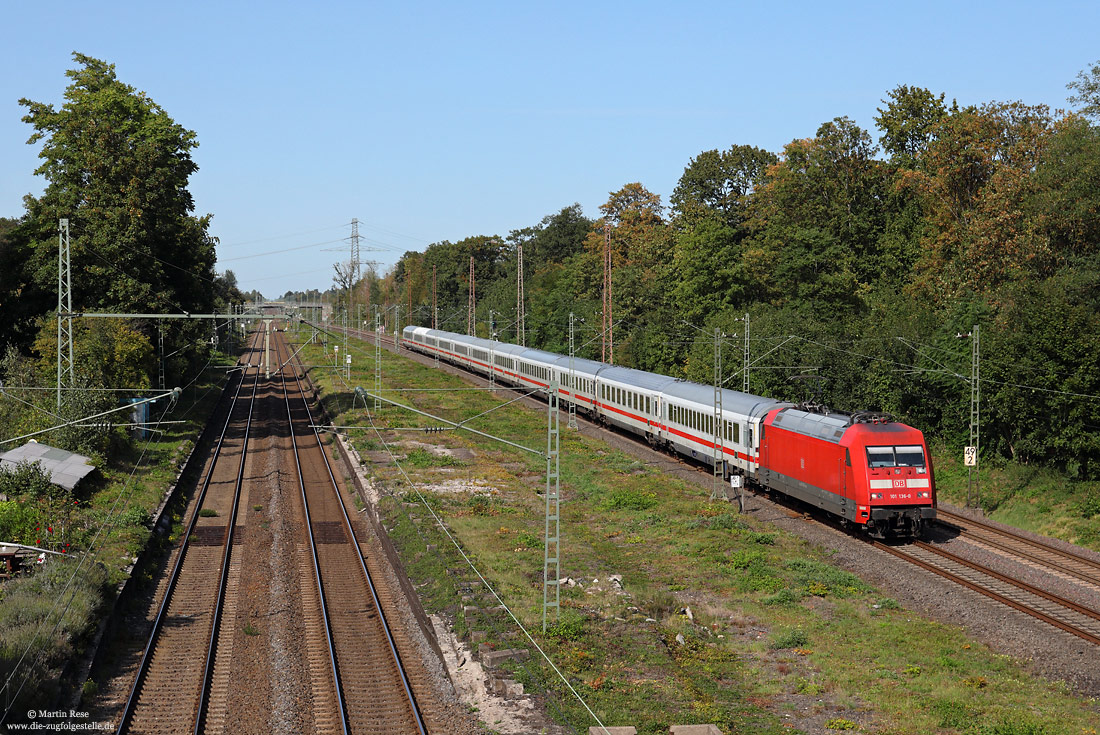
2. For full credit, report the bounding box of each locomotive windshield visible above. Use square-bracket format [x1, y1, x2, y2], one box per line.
[866, 445, 926, 469]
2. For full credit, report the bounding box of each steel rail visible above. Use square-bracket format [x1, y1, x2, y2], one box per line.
[280, 330, 427, 734]
[873, 540, 1100, 647]
[912, 541, 1100, 625]
[117, 333, 262, 735]
[193, 361, 261, 734]
[937, 509, 1100, 584]
[276, 336, 350, 735]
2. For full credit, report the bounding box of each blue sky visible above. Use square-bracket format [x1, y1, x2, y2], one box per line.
[2, 1, 1097, 298]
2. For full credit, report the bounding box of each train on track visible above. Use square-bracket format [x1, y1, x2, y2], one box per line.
[401, 326, 937, 538]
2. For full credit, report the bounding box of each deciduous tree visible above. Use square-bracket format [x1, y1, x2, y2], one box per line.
[19, 53, 217, 320]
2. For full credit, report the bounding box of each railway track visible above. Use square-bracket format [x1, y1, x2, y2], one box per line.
[116, 326, 433, 733]
[937, 509, 1100, 589]
[873, 539, 1100, 647]
[119, 333, 263, 734]
[275, 329, 428, 734]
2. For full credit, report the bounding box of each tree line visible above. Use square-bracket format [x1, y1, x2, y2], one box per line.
[361, 67, 1100, 480]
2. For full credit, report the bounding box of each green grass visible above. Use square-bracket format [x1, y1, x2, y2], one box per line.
[933, 443, 1100, 551]
[295, 329, 1100, 735]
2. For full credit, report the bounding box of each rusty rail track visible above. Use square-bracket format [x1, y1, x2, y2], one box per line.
[276, 329, 427, 734]
[118, 334, 263, 734]
[937, 509, 1100, 588]
[873, 539, 1100, 647]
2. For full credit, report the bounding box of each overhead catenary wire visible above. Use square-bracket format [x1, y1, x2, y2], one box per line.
[795, 335, 1100, 402]
[0, 388, 181, 447]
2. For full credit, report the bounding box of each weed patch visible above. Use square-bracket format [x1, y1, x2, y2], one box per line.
[603, 487, 658, 511]
[770, 628, 809, 649]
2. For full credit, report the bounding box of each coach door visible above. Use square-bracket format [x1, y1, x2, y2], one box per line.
[841, 448, 858, 499]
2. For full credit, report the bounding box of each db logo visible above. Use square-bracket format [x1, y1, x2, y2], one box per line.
[892, 479, 906, 488]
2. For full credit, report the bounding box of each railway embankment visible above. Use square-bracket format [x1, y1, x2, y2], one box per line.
[295, 325, 1100, 735]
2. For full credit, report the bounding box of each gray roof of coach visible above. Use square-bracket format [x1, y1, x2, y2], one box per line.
[597, 365, 678, 392]
[514, 346, 565, 365]
[663, 380, 790, 419]
[770, 408, 854, 444]
[489, 342, 527, 357]
[550, 354, 606, 377]
[417, 329, 541, 359]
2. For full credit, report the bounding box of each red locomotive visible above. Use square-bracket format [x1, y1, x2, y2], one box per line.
[759, 408, 936, 537]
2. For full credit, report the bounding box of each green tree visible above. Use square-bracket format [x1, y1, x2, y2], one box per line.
[671, 144, 776, 228]
[1067, 60, 1100, 121]
[745, 118, 886, 313]
[983, 269, 1100, 477]
[874, 85, 949, 166]
[18, 53, 217, 321]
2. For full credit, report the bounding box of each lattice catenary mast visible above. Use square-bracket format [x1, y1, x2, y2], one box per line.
[602, 223, 613, 364]
[517, 243, 526, 347]
[56, 219, 73, 408]
[467, 256, 476, 336]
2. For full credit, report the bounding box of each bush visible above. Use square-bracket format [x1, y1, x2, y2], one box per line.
[603, 487, 658, 511]
[747, 531, 776, 545]
[770, 627, 809, 649]
[729, 549, 765, 570]
[467, 494, 498, 516]
[0, 461, 59, 500]
[515, 531, 540, 549]
[1078, 492, 1100, 519]
[119, 506, 151, 528]
[404, 448, 462, 468]
[544, 613, 586, 642]
[763, 588, 802, 606]
[785, 558, 870, 597]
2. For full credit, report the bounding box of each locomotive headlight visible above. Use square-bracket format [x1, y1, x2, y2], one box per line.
[917, 491, 930, 498]
[871, 493, 883, 499]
